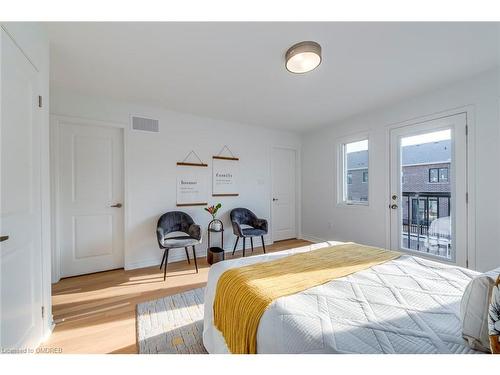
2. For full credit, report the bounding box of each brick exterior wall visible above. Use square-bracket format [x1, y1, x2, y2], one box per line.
[402, 162, 451, 193]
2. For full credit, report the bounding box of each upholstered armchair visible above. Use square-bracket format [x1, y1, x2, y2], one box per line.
[156, 211, 202, 280]
[230, 208, 268, 257]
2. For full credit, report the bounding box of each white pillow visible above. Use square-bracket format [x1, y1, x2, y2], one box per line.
[460, 267, 500, 352]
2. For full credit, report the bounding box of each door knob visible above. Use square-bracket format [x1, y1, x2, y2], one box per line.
[272, 198, 278, 202]
[0, 235, 9, 242]
[110, 203, 123, 208]
[390, 204, 398, 209]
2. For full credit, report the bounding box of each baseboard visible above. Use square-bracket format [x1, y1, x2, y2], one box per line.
[299, 234, 327, 243]
[36, 320, 55, 350]
[125, 238, 274, 271]
[125, 246, 211, 270]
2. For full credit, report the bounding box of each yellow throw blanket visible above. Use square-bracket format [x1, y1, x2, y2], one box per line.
[213, 243, 400, 354]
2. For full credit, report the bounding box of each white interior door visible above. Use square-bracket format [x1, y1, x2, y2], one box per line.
[389, 113, 467, 267]
[271, 147, 297, 241]
[57, 121, 124, 277]
[0, 29, 43, 350]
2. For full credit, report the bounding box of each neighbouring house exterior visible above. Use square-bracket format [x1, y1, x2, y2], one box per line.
[401, 162, 450, 227]
[346, 168, 369, 202]
[400, 140, 451, 226]
[346, 151, 369, 202]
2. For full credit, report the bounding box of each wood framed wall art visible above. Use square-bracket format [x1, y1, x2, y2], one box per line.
[176, 151, 208, 206]
[212, 146, 239, 197]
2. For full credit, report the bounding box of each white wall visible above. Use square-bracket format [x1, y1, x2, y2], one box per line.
[50, 89, 301, 277]
[302, 68, 500, 272]
[1, 22, 52, 341]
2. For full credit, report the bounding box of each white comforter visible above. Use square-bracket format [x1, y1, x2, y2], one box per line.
[202, 241, 480, 354]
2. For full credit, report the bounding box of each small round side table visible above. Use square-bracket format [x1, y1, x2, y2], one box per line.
[207, 219, 225, 265]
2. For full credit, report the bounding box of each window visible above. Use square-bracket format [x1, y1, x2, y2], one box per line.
[341, 139, 369, 205]
[347, 173, 352, 184]
[439, 167, 448, 182]
[429, 167, 449, 183]
[429, 168, 439, 183]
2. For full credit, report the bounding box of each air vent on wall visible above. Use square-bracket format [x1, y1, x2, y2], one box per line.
[131, 115, 159, 132]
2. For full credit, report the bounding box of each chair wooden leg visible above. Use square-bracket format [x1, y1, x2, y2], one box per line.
[184, 247, 191, 264]
[232, 237, 239, 255]
[250, 237, 254, 253]
[242, 237, 246, 257]
[163, 249, 169, 281]
[160, 249, 166, 269]
[192, 245, 198, 273]
[261, 235, 266, 253]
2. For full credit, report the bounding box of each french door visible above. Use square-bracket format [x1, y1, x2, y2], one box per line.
[389, 113, 467, 266]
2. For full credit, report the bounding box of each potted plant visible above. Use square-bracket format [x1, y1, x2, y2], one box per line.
[204, 203, 222, 231]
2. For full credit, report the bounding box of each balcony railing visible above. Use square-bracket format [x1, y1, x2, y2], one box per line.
[401, 192, 451, 258]
[402, 223, 429, 236]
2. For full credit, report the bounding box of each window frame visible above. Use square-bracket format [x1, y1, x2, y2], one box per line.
[439, 167, 449, 182]
[337, 135, 370, 207]
[429, 168, 439, 183]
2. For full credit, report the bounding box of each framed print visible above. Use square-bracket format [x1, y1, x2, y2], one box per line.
[212, 155, 239, 196]
[176, 155, 208, 206]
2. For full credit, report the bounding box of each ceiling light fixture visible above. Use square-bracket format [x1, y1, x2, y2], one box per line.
[285, 41, 322, 74]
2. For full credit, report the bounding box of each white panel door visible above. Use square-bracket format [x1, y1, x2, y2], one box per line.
[389, 113, 467, 267]
[57, 121, 124, 277]
[0, 29, 43, 350]
[271, 147, 297, 241]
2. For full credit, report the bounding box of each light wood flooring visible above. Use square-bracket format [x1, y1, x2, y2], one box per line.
[41, 238, 311, 354]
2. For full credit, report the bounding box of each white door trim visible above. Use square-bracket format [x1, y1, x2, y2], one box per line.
[384, 105, 475, 269]
[270, 144, 301, 243]
[50, 114, 128, 283]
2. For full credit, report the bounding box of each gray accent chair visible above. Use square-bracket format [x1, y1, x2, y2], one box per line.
[230, 208, 268, 257]
[156, 211, 201, 281]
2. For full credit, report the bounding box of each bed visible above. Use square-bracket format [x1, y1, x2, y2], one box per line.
[203, 241, 481, 354]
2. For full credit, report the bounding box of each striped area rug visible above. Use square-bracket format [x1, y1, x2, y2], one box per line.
[136, 287, 208, 354]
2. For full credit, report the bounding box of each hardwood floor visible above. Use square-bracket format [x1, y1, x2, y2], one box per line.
[41, 238, 311, 354]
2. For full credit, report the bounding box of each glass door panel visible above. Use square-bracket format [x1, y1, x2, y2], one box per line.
[389, 113, 467, 266]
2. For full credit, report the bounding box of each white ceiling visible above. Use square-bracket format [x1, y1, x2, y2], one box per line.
[46, 22, 500, 132]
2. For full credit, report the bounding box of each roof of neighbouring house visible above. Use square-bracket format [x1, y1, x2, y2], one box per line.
[346, 140, 451, 169]
[401, 139, 451, 165]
